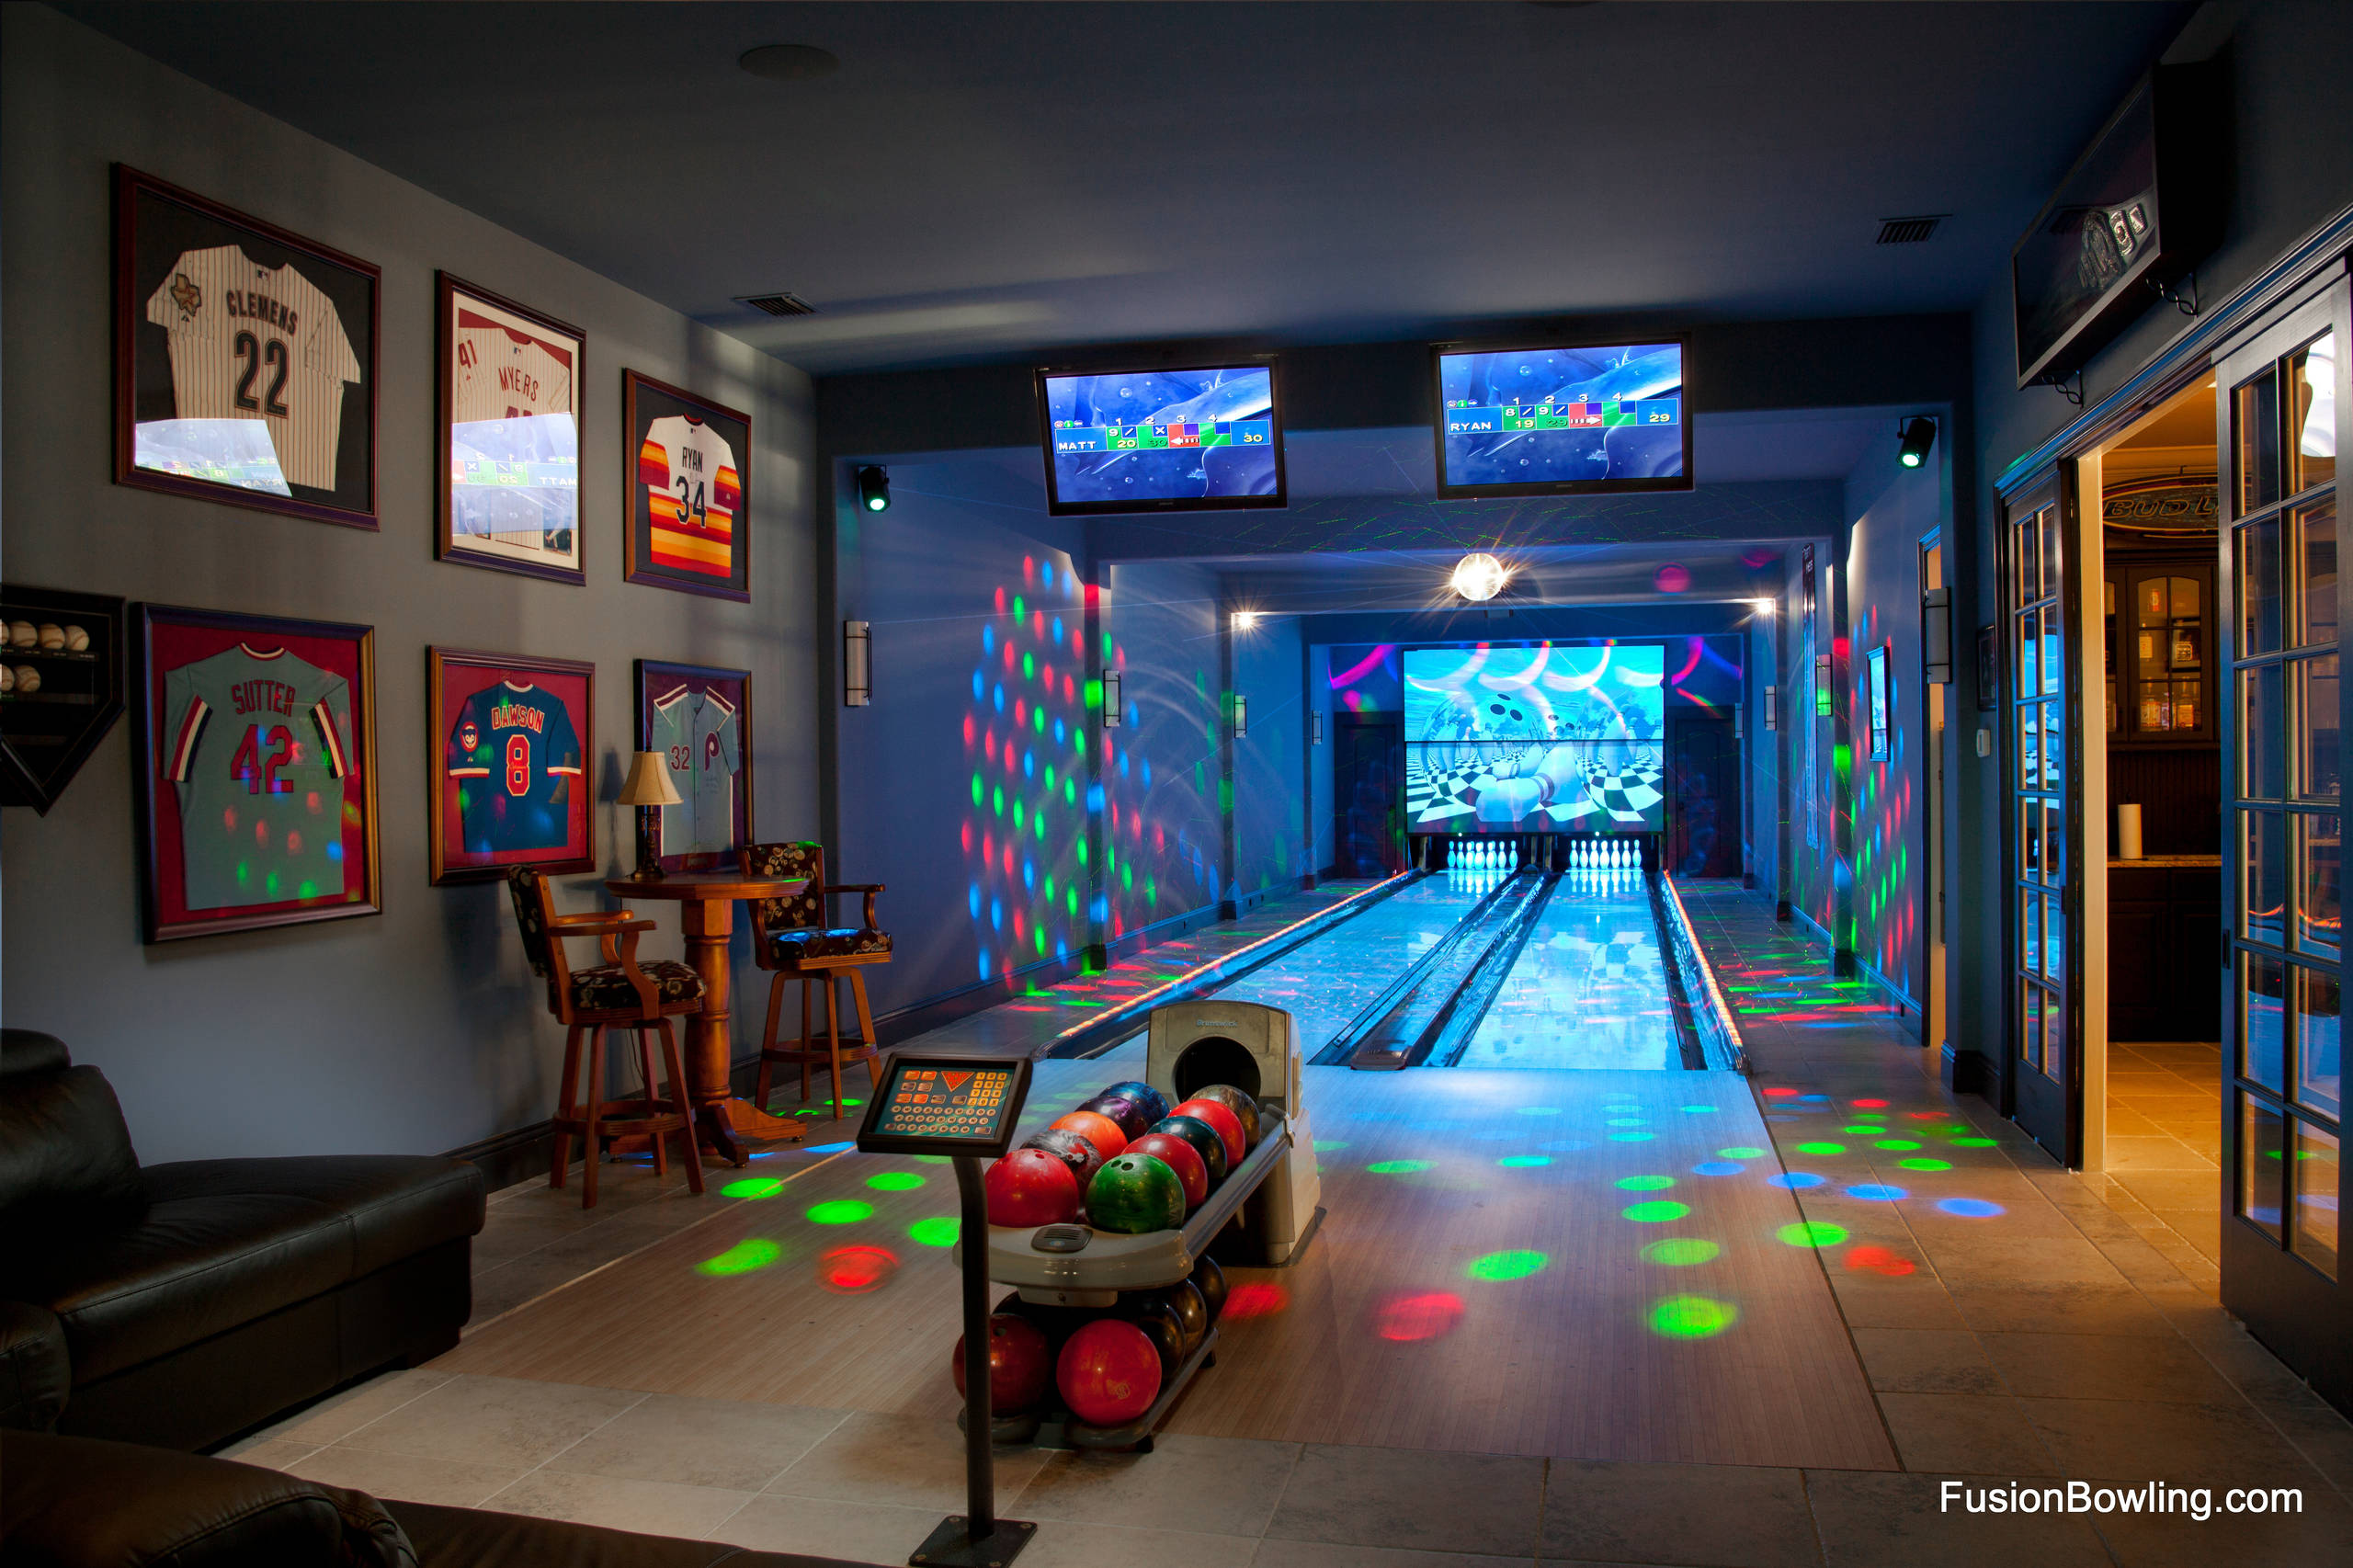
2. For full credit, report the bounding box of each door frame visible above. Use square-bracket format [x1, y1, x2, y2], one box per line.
[1923, 535, 1949, 1061]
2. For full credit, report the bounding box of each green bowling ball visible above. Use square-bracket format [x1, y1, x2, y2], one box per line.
[1086, 1153, 1187, 1234]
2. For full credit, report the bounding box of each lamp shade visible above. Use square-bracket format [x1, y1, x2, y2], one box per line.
[619, 750, 682, 807]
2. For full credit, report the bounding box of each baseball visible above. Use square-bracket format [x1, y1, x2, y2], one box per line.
[36, 624, 63, 651]
[2, 667, 15, 693]
[63, 625, 88, 653]
[15, 666, 40, 695]
[6, 621, 33, 649]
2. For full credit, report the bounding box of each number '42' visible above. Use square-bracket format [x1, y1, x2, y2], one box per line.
[230, 723, 295, 794]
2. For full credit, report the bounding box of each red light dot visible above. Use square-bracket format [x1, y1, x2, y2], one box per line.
[305, 790, 322, 813]
[1844, 1245, 1916, 1278]
[994, 587, 1006, 613]
[963, 716, 976, 746]
[254, 820, 269, 846]
[1063, 676, 1076, 703]
[1040, 660, 1053, 688]
[1852, 1098, 1887, 1108]
[1023, 556, 1035, 581]
[1031, 611, 1044, 638]
[1002, 642, 1016, 672]
[961, 822, 973, 853]
[1014, 699, 1027, 727]
[286, 831, 302, 855]
[1222, 1282, 1290, 1319]
[820, 1244, 899, 1294]
[1374, 1290, 1464, 1343]
[222, 807, 238, 832]
[1763, 1087, 1798, 1098]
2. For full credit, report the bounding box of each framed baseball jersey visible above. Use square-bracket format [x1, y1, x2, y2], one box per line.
[622, 370, 751, 603]
[115, 166, 379, 530]
[436, 275, 585, 585]
[132, 605, 381, 942]
[635, 660, 752, 871]
[428, 648, 596, 884]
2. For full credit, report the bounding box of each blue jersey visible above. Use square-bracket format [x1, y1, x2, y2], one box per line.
[447, 681, 582, 854]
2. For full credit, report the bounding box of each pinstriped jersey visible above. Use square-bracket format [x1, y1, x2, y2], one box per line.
[143, 246, 361, 492]
[639, 416, 739, 579]
[164, 644, 352, 911]
[647, 687, 741, 854]
[446, 682, 583, 854]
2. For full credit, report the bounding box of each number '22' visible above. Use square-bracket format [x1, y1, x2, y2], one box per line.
[233, 331, 290, 416]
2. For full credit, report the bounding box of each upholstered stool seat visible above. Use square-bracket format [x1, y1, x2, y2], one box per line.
[569, 960, 706, 1012]
[763, 928, 892, 963]
[741, 842, 894, 1120]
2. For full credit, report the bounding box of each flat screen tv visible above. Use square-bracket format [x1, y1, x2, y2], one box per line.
[1403, 642, 1666, 834]
[1036, 361, 1283, 516]
[1432, 339, 1688, 497]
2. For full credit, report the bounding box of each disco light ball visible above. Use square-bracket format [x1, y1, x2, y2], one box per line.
[1451, 552, 1508, 602]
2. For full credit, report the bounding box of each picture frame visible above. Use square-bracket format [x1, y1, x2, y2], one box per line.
[633, 660, 753, 872]
[435, 273, 585, 585]
[621, 369, 750, 602]
[1866, 643, 1892, 762]
[1976, 623, 1999, 710]
[427, 647, 595, 885]
[114, 165, 380, 529]
[132, 604, 381, 942]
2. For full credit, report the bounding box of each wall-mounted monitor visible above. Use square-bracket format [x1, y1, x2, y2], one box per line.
[1432, 339, 1689, 498]
[1402, 642, 1666, 834]
[1036, 361, 1283, 516]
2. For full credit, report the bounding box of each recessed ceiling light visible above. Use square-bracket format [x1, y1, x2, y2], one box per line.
[739, 44, 839, 81]
[1451, 553, 1508, 602]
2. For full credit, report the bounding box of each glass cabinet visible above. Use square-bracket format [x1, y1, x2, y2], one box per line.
[2106, 561, 2214, 743]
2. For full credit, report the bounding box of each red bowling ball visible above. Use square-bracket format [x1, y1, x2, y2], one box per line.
[1055, 1317, 1164, 1426]
[1125, 1131, 1209, 1210]
[983, 1148, 1081, 1228]
[951, 1312, 1053, 1415]
[1170, 1097, 1246, 1169]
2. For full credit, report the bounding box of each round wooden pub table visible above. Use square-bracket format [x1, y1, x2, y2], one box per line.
[605, 870, 807, 1166]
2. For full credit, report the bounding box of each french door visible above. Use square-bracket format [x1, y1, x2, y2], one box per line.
[2003, 479, 2079, 1161]
[2218, 271, 2348, 1400]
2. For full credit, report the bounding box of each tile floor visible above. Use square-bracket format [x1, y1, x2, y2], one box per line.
[2100, 1041, 2224, 1275]
[218, 882, 2353, 1567]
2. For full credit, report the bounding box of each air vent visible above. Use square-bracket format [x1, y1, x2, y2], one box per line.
[736, 291, 816, 316]
[1875, 215, 1945, 245]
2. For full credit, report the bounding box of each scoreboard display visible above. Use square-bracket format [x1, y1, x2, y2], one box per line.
[1048, 417, 1273, 454]
[855, 1052, 1033, 1159]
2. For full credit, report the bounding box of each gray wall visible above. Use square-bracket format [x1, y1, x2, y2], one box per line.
[0, 6, 816, 1163]
[1230, 609, 1307, 899]
[1101, 562, 1225, 935]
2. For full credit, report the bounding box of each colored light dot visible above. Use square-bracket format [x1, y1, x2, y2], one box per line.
[1949, 1136, 1997, 1147]
[865, 1172, 925, 1192]
[806, 1200, 873, 1225]
[1650, 1294, 1738, 1338]
[1496, 1154, 1551, 1168]
[906, 1216, 959, 1246]
[1896, 1158, 1952, 1171]
[721, 1177, 783, 1199]
[1366, 1159, 1429, 1175]
[1873, 1139, 1922, 1151]
[1847, 1184, 1908, 1201]
[1795, 1142, 1846, 1155]
[1517, 1106, 1563, 1117]
[696, 1239, 781, 1276]
[1608, 1131, 1656, 1142]
[1779, 1221, 1848, 1248]
[1769, 1172, 1827, 1189]
[1843, 1124, 1886, 1135]
[1718, 1146, 1767, 1159]
[1617, 1174, 1677, 1191]
[1938, 1198, 2005, 1218]
[1314, 1140, 1349, 1153]
[1621, 1200, 1690, 1223]
[912, 1154, 951, 1165]
[806, 1142, 856, 1154]
[1678, 1105, 1718, 1114]
[1643, 1238, 1722, 1267]
[1692, 1161, 1744, 1176]
[1606, 1117, 1648, 1127]
[1464, 1249, 1550, 1282]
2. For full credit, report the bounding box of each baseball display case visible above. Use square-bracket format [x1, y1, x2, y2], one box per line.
[633, 660, 752, 873]
[0, 585, 125, 814]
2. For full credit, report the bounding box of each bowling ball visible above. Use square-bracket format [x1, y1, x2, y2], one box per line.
[1170, 1098, 1246, 1169]
[1051, 1108, 1128, 1162]
[995, 1292, 1091, 1356]
[951, 1313, 1053, 1415]
[1099, 1080, 1169, 1125]
[1056, 1318, 1163, 1427]
[1086, 1153, 1187, 1234]
[1125, 1131, 1208, 1210]
[983, 1149, 1080, 1228]
[1148, 1115, 1228, 1187]
[1021, 1127, 1105, 1191]
[1119, 1294, 1188, 1374]
[1078, 1093, 1154, 1142]
[1146, 1279, 1210, 1357]
[1188, 1256, 1228, 1322]
[1185, 1085, 1261, 1152]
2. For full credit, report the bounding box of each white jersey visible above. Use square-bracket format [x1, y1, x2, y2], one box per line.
[144, 246, 361, 492]
[453, 326, 573, 425]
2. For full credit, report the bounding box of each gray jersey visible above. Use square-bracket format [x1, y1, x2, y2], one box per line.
[648, 687, 741, 854]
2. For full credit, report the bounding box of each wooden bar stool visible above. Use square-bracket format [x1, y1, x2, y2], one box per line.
[740, 842, 892, 1120]
[506, 868, 707, 1209]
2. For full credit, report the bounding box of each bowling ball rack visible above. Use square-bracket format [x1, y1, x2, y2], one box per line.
[954, 1109, 1297, 1452]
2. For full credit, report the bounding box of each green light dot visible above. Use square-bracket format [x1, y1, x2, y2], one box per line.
[1064, 778, 1075, 804]
[1949, 1136, 1998, 1147]
[1366, 1159, 1430, 1175]
[1896, 1157, 1952, 1171]
[1616, 1174, 1677, 1191]
[1778, 1221, 1848, 1248]
[1313, 1140, 1349, 1153]
[912, 1153, 952, 1165]
[1873, 1139, 1922, 1151]
[696, 1239, 781, 1276]
[1033, 708, 1045, 733]
[1843, 1124, 1886, 1135]
[1012, 596, 1025, 619]
[1013, 800, 1024, 828]
[972, 775, 984, 806]
[806, 1199, 874, 1226]
[907, 1216, 959, 1246]
[721, 1177, 783, 1199]
[1609, 1131, 1656, 1142]
[1077, 840, 1088, 865]
[1465, 1250, 1550, 1282]
[1642, 1238, 1722, 1267]
[1717, 1146, 1767, 1159]
[1621, 1200, 1690, 1223]
[1496, 1154, 1551, 1168]
[1650, 1294, 1739, 1338]
[1022, 652, 1035, 680]
[1795, 1142, 1847, 1155]
[992, 787, 1005, 817]
[865, 1172, 925, 1192]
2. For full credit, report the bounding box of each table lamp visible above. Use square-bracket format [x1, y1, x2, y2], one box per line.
[618, 750, 681, 881]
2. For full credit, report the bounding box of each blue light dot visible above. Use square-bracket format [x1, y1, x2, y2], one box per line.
[1938, 1198, 2005, 1218]
[1608, 1131, 1655, 1142]
[325, 842, 344, 861]
[1021, 860, 1035, 892]
[977, 950, 992, 979]
[1041, 564, 1054, 588]
[967, 885, 982, 919]
[1023, 750, 1035, 778]
[982, 625, 995, 653]
[1679, 1105, 1718, 1114]
[807, 1141, 856, 1154]
[1799, 1094, 1831, 1103]
[1051, 614, 1063, 640]
[1142, 758, 1153, 786]
[1769, 1173, 1827, 1189]
[1054, 719, 1066, 744]
[1119, 754, 1130, 778]
[1847, 1184, 1909, 1202]
[993, 684, 1006, 712]
[972, 669, 985, 700]
[1692, 1161, 1744, 1176]
[989, 899, 1003, 931]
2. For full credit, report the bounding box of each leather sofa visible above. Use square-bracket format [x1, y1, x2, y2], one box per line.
[0, 1028, 485, 1450]
[1, 1429, 857, 1567]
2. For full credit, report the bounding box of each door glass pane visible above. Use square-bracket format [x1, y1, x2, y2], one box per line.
[2016, 614, 2038, 704]
[2021, 890, 2041, 974]
[2297, 653, 2341, 800]
[2019, 704, 2042, 790]
[2041, 993, 2065, 1084]
[2173, 679, 2203, 731]
[2247, 810, 2289, 945]
[2040, 606, 2063, 695]
[2244, 950, 2288, 1090]
[2042, 701, 2063, 788]
[2043, 803, 2066, 886]
[2297, 813, 2342, 960]
[2240, 1095, 2287, 1240]
[2290, 331, 2336, 495]
[2018, 799, 2041, 880]
[2245, 663, 2286, 799]
[2171, 575, 2202, 621]
[2241, 517, 2283, 654]
[2291, 1119, 2340, 1280]
[2296, 496, 2338, 647]
[2041, 511, 2063, 603]
[2043, 895, 2064, 980]
[2294, 967, 2342, 1118]
[2017, 515, 2040, 603]
[2240, 367, 2282, 516]
[2022, 982, 2044, 1070]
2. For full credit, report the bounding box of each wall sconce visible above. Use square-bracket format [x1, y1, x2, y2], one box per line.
[1102, 668, 1122, 728]
[1310, 710, 1324, 745]
[1764, 685, 1778, 732]
[1232, 693, 1249, 736]
[843, 619, 870, 707]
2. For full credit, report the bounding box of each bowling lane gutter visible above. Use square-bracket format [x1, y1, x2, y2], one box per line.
[1426, 869, 1564, 1066]
[1318, 869, 1544, 1069]
[1039, 869, 1425, 1061]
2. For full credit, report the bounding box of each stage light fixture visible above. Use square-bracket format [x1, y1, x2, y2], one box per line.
[1896, 416, 1938, 470]
[855, 465, 891, 512]
[1102, 668, 1122, 728]
[843, 619, 870, 707]
[1451, 552, 1507, 602]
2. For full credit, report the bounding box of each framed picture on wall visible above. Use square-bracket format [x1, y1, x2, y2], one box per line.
[427, 647, 595, 884]
[114, 165, 380, 529]
[435, 274, 585, 585]
[621, 370, 750, 602]
[1976, 623, 1999, 710]
[131, 604, 381, 942]
[634, 660, 753, 871]
[1866, 643, 1892, 761]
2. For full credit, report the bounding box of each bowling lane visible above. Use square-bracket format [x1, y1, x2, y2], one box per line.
[1457, 868, 1679, 1068]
